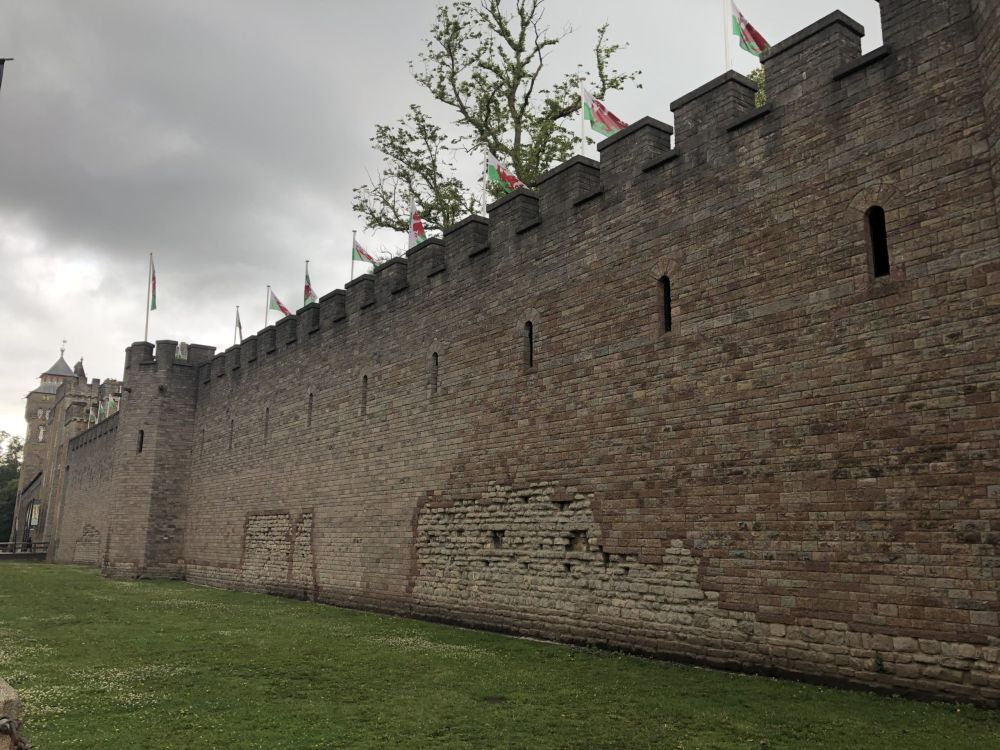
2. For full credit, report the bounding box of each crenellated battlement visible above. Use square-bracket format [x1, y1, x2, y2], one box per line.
[68, 411, 119, 452]
[187, 7, 893, 394]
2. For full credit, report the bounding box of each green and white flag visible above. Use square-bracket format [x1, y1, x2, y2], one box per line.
[582, 87, 628, 138]
[149, 257, 157, 311]
[731, 1, 770, 58]
[352, 238, 375, 263]
[486, 152, 526, 193]
[269, 289, 291, 317]
[304, 262, 318, 305]
[408, 198, 427, 248]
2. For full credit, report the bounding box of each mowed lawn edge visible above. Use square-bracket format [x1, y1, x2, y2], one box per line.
[0, 564, 997, 749]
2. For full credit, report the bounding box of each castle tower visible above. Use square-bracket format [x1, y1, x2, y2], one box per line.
[101, 340, 214, 578]
[9, 345, 77, 545]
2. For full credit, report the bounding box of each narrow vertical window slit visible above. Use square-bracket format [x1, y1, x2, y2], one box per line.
[868, 206, 890, 277]
[659, 275, 672, 332]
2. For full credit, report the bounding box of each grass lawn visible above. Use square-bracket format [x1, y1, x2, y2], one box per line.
[0, 564, 997, 749]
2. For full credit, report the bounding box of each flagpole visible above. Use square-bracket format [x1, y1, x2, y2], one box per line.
[264, 285, 271, 328]
[579, 68, 586, 157]
[234, 306, 239, 346]
[723, 0, 733, 72]
[143, 253, 152, 342]
[305, 259, 310, 305]
[481, 148, 488, 215]
[351, 230, 356, 281]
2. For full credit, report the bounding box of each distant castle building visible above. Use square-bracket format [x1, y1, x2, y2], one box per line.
[8, 346, 121, 547]
[16, 0, 1000, 706]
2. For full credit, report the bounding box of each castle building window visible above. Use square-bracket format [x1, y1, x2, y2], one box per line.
[36, 409, 43, 419]
[27, 501, 41, 530]
[659, 275, 673, 332]
[307, 392, 314, 428]
[867, 206, 890, 277]
[229, 420, 234, 450]
[431, 352, 439, 396]
[37, 426, 45, 442]
[362, 375, 369, 416]
[137, 429, 144, 453]
[525, 321, 535, 369]
[264, 407, 270, 444]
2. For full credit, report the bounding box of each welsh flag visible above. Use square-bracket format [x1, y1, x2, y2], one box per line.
[149, 256, 157, 311]
[269, 290, 291, 317]
[732, 2, 770, 58]
[486, 152, 526, 193]
[352, 238, 375, 263]
[582, 87, 628, 138]
[408, 198, 427, 248]
[304, 266, 318, 305]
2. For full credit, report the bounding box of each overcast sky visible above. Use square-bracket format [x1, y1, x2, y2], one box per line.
[0, 0, 882, 441]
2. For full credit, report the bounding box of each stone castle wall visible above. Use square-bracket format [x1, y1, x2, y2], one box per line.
[52, 0, 1000, 704]
[55, 414, 119, 565]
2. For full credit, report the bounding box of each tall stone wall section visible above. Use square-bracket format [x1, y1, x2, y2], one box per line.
[97, 341, 213, 578]
[58, 0, 999, 704]
[52, 415, 119, 565]
[972, 0, 1000, 217]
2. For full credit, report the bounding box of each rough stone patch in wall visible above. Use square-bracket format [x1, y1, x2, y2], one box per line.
[73, 525, 102, 565]
[412, 483, 754, 652]
[411, 484, 1000, 704]
[240, 512, 315, 599]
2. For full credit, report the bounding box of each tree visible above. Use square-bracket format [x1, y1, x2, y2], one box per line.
[748, 66, 766, 108]
[353, 0, 641, 237]
[0, 431, 23, 542]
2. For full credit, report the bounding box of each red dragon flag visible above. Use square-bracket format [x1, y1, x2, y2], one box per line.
[731, 1, 770, 58]
[149, 257, 157, 311]
[408, 197, 427, 249]
[304, 261, 318, 305]
[269, 289, 291, 317]
[581, 87, 628, 138]
[352, 237, 375, 263]
[486, 152, 526, 193]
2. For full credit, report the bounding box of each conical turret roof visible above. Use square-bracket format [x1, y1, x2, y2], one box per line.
[42, 354, 74, 378]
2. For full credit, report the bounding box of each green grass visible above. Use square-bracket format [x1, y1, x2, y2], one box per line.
[0, 565, 997, 749]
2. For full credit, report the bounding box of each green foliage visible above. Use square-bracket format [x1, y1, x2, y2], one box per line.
[0, 430, 22, 540]
[749, 66, 766, 107]
[3, 565, 999, 748]
[353, 0, 641, 235]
